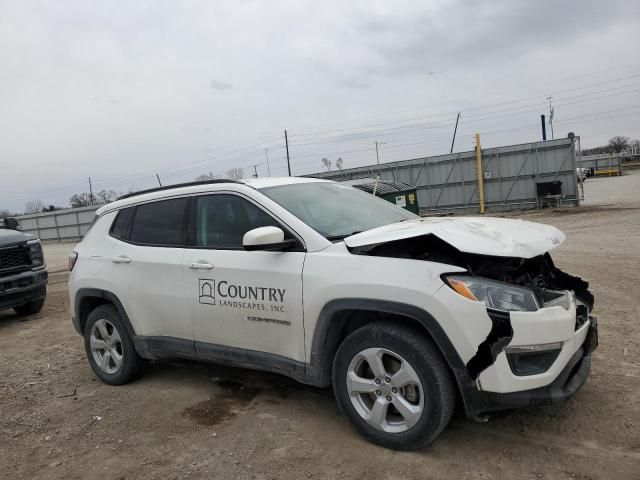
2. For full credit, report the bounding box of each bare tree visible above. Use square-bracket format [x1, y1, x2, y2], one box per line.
[195, 172, 216, 181]
[0, 209, 16, 217]
[336, 157, 344, 170]
[226, 167, 244, 180]
[321, 158, 332, 171]
[24, 200, 45, 214]
[96, 189, 118, 204]
[69, 193, 93, 208]
[608, 136, 630, 153]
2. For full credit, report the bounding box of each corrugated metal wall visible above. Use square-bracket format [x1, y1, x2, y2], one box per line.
[577, 153, 622, 175]
[311, 138, 579, 214]
[17, 205, 100, 242]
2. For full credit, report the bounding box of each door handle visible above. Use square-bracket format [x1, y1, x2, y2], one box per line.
[111, 255, 131, 264]
[189, 262, 214, 270]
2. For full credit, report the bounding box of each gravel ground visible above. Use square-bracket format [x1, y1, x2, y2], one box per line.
[1, 173, 639, 479]
[36, 242, 74, 273]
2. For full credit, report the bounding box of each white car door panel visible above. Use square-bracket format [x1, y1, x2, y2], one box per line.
[185, 249, 305, 360]
[185, 194, 306, 362]
[107, 198, 191, 340]
[111, 243, 188, 338]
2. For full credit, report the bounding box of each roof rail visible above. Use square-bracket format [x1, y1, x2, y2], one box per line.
[117, 179, 241, 200]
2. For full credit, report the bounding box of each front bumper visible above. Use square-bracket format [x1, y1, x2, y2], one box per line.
[465, 316, 598, 418]
[0, 269, 48, 311]
[476, 288, 595, 393]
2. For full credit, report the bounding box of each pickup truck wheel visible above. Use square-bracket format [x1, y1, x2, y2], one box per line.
[333, 322, 455, 450]
[13, 297, 45, 316]
[84, 304, 142, 385]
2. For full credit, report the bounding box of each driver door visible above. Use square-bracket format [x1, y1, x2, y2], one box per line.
[183, 193, 306, 362]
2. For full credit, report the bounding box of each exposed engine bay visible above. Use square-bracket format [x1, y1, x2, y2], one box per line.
[349, 234, 594, 310]
[349, 234, 595, 380]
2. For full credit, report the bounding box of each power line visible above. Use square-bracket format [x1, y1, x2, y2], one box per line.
[286, 66, 640, 133]
[15, 72, 640, 205]
[288, 82, 640, 148]
[289, 72, 640, 138]
[90, 143, 285, 190]
[288, 105, 640, 169]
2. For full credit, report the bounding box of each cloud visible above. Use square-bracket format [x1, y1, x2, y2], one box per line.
[352, 0, 640, 78]
[338, 77, 371, 89]
[0, 0, 638, 210]
[210, 80, 232, 91]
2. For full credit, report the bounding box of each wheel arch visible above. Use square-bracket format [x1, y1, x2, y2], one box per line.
[308, 299, 475, 411]
[75, 288, 136, 339]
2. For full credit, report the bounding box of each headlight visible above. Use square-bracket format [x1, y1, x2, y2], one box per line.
[28, 240, 44, 267]
[444, 275, 539, 312]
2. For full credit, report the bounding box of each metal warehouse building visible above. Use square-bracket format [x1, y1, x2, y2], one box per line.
[310, 137, 580, 214]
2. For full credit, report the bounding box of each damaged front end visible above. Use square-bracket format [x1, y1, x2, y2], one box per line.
[437, 248, 594, 381]
[349, 232, 598, 418]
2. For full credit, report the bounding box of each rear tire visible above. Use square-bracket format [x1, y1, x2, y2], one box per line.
[84, 304, 142, 385]
[332, 322, 455, 450]
[13, 297, 45, 316]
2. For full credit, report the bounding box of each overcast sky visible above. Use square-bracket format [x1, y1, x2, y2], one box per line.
[1, 0, 639, 211]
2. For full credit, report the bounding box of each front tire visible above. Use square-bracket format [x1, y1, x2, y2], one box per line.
[13, 297, 45, 316]
[332, 322, 455, 450]
[84, 304, 142, 385]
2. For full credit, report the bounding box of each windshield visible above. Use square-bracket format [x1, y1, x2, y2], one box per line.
[260, 182, 417, 240]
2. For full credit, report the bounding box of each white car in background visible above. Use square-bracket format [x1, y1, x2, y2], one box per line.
[68, 177, 597, 450]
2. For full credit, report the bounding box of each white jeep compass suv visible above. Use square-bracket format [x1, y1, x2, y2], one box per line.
[68, 177, 597, 449]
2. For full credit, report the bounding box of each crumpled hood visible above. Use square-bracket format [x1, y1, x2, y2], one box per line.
[344, 216, 566, 259]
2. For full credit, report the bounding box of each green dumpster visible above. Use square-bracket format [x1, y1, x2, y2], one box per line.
[352, 181, 419, 215]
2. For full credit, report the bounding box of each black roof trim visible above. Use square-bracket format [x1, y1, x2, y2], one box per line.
[116, 179, 241, 201]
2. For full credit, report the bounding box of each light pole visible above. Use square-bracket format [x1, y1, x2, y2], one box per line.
[264, 148, 271, 177]
[375, 141, 387, 165]
[546, 96, 555, 139]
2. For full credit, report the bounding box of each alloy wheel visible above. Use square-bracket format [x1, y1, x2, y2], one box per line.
[90, 318, 124, 374]
[346, 347, 424, 433]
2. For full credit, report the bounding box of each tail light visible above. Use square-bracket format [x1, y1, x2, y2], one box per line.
[69, 252, 78, 271]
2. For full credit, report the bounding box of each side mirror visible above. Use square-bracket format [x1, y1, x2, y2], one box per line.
[3, 217, 20, 230]
[243, 226, 298, 251]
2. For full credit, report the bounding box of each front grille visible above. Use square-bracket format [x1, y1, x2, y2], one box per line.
[0, 245, 30, 275]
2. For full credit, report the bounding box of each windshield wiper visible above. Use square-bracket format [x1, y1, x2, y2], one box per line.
[326, 231, 362, 241]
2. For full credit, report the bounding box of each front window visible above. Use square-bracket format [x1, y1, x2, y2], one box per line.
[260, 182, 417, 240]
[194, 194, 293, 249]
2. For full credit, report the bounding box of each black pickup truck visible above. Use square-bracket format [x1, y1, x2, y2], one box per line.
[0, 219, 48, 316]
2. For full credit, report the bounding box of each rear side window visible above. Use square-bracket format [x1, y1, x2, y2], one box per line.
[129, 198, 188, 246]
[109, 208, 133, 239]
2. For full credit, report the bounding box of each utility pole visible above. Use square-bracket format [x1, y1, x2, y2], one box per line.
[546, 96, 555, 139]
[252, 164, 259, 178]
[284, 130, 292, 176]
[475, 133, 485, 214]
[450, 112, 461, 154]
[375, 141, 386, 165]
[541, 114, 547, 141]
[156, 173, 162, 186]
[88, 177, 94, 205]
[264, 148, 271, 177]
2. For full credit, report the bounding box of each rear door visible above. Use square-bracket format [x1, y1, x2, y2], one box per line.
[107, 197, 192, 341]
[183, 193, 306, 362]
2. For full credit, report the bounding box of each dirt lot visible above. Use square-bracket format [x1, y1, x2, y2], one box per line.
[1, 174, 639, 479]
